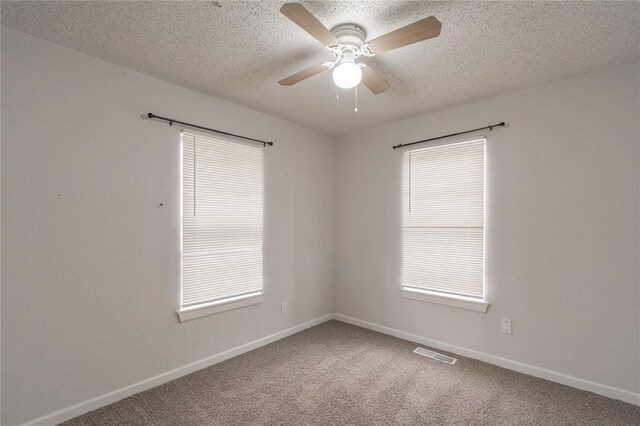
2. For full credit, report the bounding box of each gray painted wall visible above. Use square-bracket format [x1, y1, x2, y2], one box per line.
[334, 61, 640, 396]
[1, 27, 336, 425]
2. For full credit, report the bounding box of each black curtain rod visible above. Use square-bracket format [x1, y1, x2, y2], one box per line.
[392, 122, 505, 150]
[147, 113, 274, 147]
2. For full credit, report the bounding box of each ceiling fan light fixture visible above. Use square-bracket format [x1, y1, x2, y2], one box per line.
[279, 3, 441, 94]
[332, 60, 362, 89]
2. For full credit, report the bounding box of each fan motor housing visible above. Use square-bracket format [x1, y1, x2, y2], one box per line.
[331, 24, 366, 48]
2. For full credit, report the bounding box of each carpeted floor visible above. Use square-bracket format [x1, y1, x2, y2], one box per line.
[63, 320, 640, 425]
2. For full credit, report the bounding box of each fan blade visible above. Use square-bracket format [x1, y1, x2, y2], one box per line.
[280, 3, 338, 47]
[279, 63, 330, 86]
[361, 66, 390, 94]
[367, 16, 441, 54]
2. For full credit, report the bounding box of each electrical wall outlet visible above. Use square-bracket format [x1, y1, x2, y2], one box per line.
[281, 302, 287, 315]
[501, 319, 512, 334]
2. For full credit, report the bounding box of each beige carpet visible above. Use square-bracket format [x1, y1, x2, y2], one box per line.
[63, 320, 639, 425]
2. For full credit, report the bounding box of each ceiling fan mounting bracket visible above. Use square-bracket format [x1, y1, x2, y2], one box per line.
[327, 24, 375, 61]
[331, 23, 366, 49]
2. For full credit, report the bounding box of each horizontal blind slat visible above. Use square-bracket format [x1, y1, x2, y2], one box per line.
[401, 139, 485, 299]
[181, 131, 264, 308]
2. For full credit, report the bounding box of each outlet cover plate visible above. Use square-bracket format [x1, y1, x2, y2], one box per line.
[501, 319, 512, 334]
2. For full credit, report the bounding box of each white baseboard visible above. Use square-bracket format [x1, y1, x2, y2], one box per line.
[333, 313, 640, 406]
[19, 312, 639, 425]
[21, 314, 334, 426]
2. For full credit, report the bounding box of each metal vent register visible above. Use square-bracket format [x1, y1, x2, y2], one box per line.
[413, 347, 457, 364]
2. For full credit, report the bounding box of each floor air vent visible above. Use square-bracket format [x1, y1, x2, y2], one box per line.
[414, 347, 457, 364]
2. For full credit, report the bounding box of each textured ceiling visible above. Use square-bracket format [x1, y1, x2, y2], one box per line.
[2, 1, 639, 136]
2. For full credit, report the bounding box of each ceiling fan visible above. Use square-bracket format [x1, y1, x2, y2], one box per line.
[278, 3, 442, 94]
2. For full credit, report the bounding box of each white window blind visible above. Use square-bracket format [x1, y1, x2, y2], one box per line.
[181, 131, 263, 309]
[401, 138, 485, 299]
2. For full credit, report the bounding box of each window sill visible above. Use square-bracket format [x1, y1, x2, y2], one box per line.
[177, 292, 263, 323]
[402, 287, 489, 313]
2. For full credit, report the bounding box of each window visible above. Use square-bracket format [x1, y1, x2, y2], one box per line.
[179, 131, 263, 322]
[401, 138, 488, 312]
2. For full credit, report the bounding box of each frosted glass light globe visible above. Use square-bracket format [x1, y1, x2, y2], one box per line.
[332, 62, 362, 89]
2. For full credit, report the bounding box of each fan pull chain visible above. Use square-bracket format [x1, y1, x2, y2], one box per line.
[354, 85, 358, 112]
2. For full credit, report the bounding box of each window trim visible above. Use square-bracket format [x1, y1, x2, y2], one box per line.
[177, 292, 263, 323]
[402, 287, 489, 313]
[399, 136, 488, 311]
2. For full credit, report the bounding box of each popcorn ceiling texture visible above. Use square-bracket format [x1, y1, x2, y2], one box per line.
[2, 1, 638, 135]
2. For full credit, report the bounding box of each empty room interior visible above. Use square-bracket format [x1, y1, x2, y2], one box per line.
[1, 1, 639, 425]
